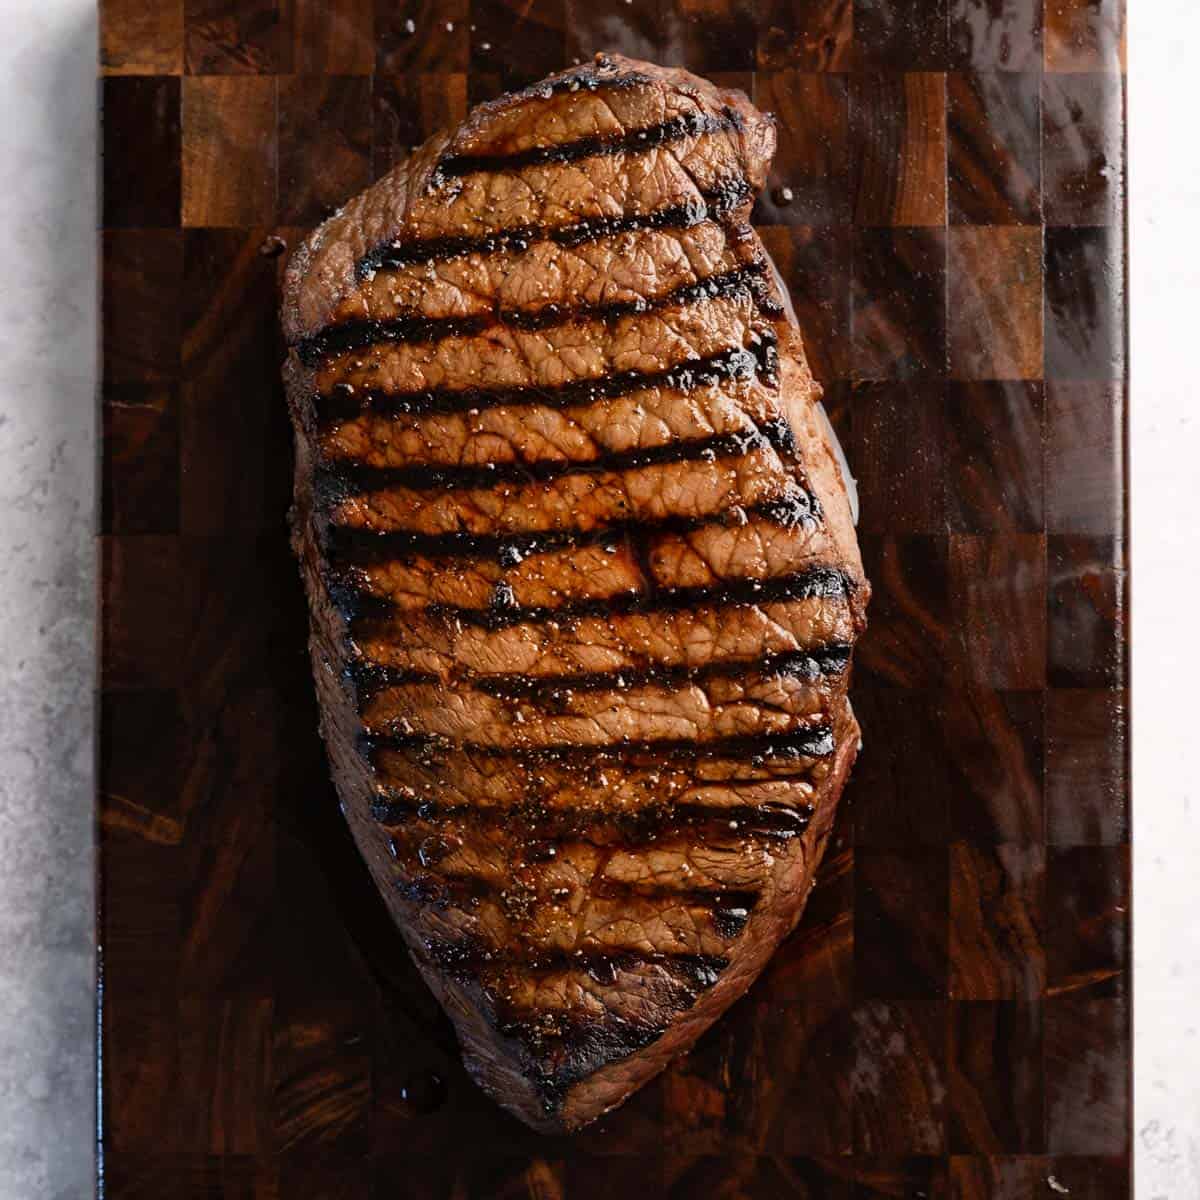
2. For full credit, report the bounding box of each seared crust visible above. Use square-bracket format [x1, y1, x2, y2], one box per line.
[282, 53, 868, 1133]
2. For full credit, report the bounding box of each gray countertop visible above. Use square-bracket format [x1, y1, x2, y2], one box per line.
[0, 3, 96, 1197]
[0, 2, 1196, 1197]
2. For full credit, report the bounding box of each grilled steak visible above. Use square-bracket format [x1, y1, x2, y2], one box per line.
[281, 53, 869, 1133]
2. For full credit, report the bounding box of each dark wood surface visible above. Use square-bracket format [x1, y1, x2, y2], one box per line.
[99, 1, 1130, 1195]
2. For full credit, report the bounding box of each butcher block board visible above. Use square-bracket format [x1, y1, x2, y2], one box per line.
[99, 1, 1130, 1196]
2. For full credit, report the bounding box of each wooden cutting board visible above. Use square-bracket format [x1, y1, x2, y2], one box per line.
[99, 1, 1130, 1195]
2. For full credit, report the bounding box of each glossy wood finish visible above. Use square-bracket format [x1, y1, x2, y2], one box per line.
[99, 1, 1130, 1195]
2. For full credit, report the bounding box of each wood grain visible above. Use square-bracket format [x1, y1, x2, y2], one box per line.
[374, 0, 470, 74]
[1046, 845, 1129, 998]
[950, 0, 1044, 71]
[754, 71, 850, 224]
[757, 0, 853, 71]
[854, 0, 949, 69]
[856, 850, 950, 996]
[950, 533, 1048, 689]
[942, 687, 1044, 844]
[294, 0, 373, 74]
[1044, 226, 1125, 380]
[102, 78, 182, 227]
[564, 0, 757, 74]
[180, 228, 288, 534]
[948, 226, 1044, 380]
[856, 535, 953, 688]
[944, 382, 1045, 533]
[102, 230, 184, 384]
[1042, 71, 1125, 226]
[182, 77, 277, 225]
[185, 0, 294, 74]
[756, 226, 851, 383]
[948, 70, 1041, 225]
[278, 75, 372, 224]
[99, 0, 1131, 1193]
[101, 0, 185, 75]
[949, 1000, 1045, 1152]
[371, 73, 468, 179]
[951, 1155, 1131, 1200]
[1045, 0, 1126, 72]
[1046, 382, 1124, 536]
[470, 0, 567, 87]
[852, 687, 952, 846]
[1047, 536, 1125, 688]
[851, 72, 947, 226]
[1045, 689, 1129, 845]
[102, 385, 180, 535]
[847, 382, 946, 535]
[852, 228, 947, 379]
[851, 996, 948, 1153]
[949, 843, 1045, 1000]
[1045, 992, 1130, 1155]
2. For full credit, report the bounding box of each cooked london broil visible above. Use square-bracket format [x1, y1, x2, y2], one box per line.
[281, 53, 869, 1133]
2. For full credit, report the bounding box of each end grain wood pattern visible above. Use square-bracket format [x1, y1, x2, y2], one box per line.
[99, 1, 1130, 1196]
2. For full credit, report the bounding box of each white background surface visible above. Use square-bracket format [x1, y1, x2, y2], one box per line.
[0, 2, 1195, 1196]
[1129, 2, 1200, 1195]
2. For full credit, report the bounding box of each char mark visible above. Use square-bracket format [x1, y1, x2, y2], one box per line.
[356, 177, 752, 277]
[394, 871, 494, 909]
[394, 869, 761, 922]
[421, 929, 731, 1109]
[511, 65, 655, 102]
[420, 934, 729, 991]
[325, 482, 816, 569]
[315, 334, 778, 426]
[432, 110, 737, 182]
[337, 565, 850, 629]
[370, 793, 815, 844]
[711, 898, 753, 938]
[297, 263, 769, 366]
[352, 645, 851, 707]
[315, 423, 788, 501]
[424, 930, 731, 1112]
[468, 644, 851, 700]
[502, 1012, 668, 1109]
[364, 723, 837, 766]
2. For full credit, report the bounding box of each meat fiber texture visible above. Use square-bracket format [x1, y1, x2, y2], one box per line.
[281, 53, 869, 1133]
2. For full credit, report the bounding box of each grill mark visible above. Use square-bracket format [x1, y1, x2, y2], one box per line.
[315, 422, 790, 500]
[432, 109, 739, 181]
[395, 871, 494, 908]
[370, 794, 816, 844]
[398, 867, 759, 928]
[363, 724, 837, 766]
[356, 177, 753, 276]
[420, 934, 729, 991]
[594, 885, 760, 932]
[337, 565, 851, 629]
[351, 645, 851, 708]
[711, 897, 754, 938]
[314, 333, 777, 426]
[427, 926, 729, 1113]
[625, 520, 659, 601]
[518, 64, 655, 100]
[463, 645, 850, 701]
[509, 1002, 677, 1115]
[297, 263, 770, 366]
[325, 481, 815, 569]
[497, 1011, 668, 1059]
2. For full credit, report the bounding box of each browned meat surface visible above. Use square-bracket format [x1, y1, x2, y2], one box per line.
[281, 53, 869, 1133]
